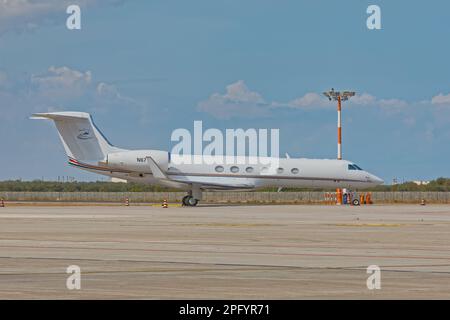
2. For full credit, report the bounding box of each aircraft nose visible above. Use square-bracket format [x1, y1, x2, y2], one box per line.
[370, 174, 384, 185]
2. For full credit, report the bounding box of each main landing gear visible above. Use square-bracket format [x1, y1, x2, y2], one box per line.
[182, 195, 199, 207]
[182, 185, 202, 207]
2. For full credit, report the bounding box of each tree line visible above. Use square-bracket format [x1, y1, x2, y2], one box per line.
[0, 178, 449, 192]
[0, 180, 170, 192]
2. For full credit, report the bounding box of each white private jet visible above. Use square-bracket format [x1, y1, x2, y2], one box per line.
[32, 111, 383, 206]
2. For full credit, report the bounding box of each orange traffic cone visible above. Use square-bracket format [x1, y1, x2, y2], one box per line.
[366, 193, 372, 204]
[336, 189, 342, 205]
[162, 199, 168, 208]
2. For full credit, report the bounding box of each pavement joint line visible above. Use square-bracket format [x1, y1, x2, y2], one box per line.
[1, 256, 450, 275]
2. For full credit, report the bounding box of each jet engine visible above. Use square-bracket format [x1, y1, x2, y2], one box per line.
[105, 150, 169, 173]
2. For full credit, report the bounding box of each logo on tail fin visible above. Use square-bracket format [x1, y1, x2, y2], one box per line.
[77, 129, 92, 140]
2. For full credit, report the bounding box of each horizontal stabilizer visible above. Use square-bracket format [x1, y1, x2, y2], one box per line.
[31, 112, 91, 120]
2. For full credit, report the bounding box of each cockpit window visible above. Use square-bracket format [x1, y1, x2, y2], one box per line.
[348, 164, 363, 171]
[354, 164, 363, 170]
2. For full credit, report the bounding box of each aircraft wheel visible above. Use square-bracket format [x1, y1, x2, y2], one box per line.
[187, 197, 198, 206]
[182, 195, 190, 206]
[352, 199, 360, 206]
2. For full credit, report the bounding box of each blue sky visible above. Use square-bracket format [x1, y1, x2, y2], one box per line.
[0, 0, 449, 183]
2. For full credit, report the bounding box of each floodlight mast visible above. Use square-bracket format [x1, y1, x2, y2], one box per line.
[323, 89, 356, 206]
[323, 89, 356, 160]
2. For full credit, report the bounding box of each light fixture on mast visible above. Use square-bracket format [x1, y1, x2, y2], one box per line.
[323, 89, 356, 160]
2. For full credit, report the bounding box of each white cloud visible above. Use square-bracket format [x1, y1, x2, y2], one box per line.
[285, 92, 331, 109]
[0, 0, 126, 35]
[32, 66, 92, 87]
[0, 66, 144, 120]
[95, 81, 143, 109]
[31, 66, 92, 99]
[198, 81, 414, 119]
[96, 82, 119, 99]
[286, 92, 408, 109]
[431, 93, 450, 105]
[350, 93, 377, 106]
[282, 92, 385, 109]
[29, 66, 140, 108]
[223, 80, 265, 103]
[197, 80, 270, 119]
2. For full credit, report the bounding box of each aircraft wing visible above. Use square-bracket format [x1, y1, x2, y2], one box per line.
[168, 175, 256, 190]
[146, 155, 255, 190]
[147, 157, 255, 190]
[178, 180, 254, 190]
[145, 155, 169, 180]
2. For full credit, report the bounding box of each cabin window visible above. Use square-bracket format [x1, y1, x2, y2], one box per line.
[277, 168, 284, 174]
[291, 168, 299, 174]
[245, 167, 254, 173]
[261, 167, 269, 174]
[215, 165, 224, 173]
[230, 166, 239, 173]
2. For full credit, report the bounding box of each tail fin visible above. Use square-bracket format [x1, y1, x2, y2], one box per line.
[31, 111, 123, 161]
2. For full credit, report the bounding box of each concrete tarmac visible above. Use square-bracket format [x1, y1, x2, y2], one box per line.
[0, 204, 449, 299]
